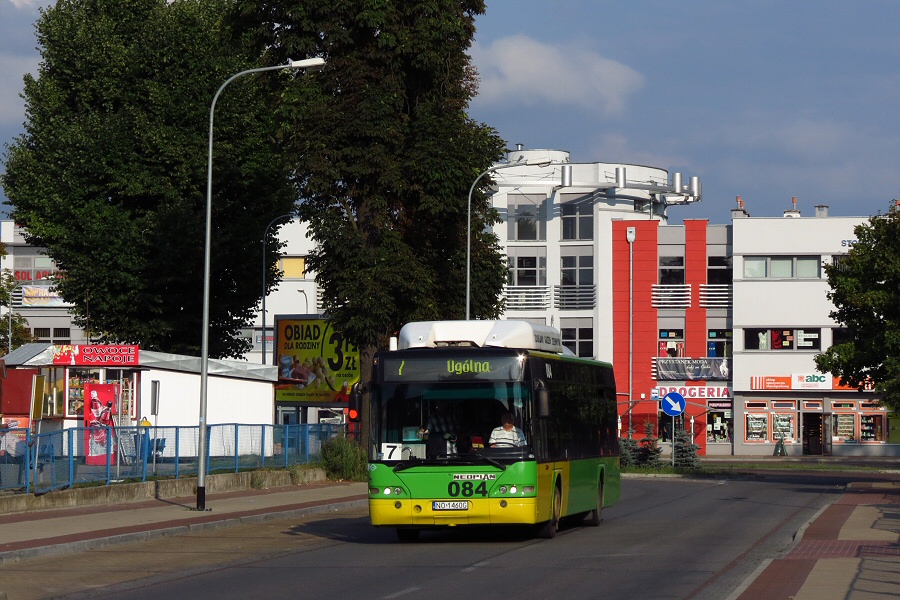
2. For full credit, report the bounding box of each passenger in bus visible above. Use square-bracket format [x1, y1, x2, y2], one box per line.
[421, 401, 459, 455]
[489, 412, 527, 447]
[423, 401, 459, 439]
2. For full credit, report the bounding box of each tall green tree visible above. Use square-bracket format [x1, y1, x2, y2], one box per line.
[815, 202, 900, 411]
[232, 0, 508, 442]
[1, 0, 304, 358]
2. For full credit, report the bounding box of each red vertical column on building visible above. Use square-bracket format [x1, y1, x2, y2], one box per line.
[684, 220, 709, 454]
[612, 220, 660, 438]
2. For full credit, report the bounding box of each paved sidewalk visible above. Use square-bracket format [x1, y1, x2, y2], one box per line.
[732, 481, 900, 600]
[0, 480, 368, 564]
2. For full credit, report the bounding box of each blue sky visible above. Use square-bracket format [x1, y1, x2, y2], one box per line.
[2, 1, 899, 225]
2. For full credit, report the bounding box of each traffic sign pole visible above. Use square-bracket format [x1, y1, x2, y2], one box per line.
[661, 392, 686, 468]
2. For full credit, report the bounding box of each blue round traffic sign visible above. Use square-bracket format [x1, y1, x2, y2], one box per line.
[661, 392, 686, 417]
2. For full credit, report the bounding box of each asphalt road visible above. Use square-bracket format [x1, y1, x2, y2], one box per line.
[0, 472, 861, 600]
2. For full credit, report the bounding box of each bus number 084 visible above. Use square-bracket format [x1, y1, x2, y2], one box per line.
[447, 481, 488, 497]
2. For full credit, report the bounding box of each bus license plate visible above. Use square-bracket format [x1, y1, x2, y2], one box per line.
[433, 501, 469, 511]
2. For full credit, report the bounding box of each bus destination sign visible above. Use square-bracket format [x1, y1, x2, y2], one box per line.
[382, 356, 524, 382]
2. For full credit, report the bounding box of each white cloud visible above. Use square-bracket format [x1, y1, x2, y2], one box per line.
[7, 0, 41, 8]
[471, 35, 645, 116]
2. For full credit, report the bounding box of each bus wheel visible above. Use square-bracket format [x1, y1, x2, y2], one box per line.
[539, 485, 561, 539]
[396, 528, 420, 542]
[588, 482, 603, 527]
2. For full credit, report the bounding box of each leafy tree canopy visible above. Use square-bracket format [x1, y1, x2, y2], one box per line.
[231, 0, 508, 356]
[1, 0, 305, 358]
[815, 202, 900, 411]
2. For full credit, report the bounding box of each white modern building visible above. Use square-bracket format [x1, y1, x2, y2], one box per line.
[485, 146, 701, 361]
[731, 207, 890, 455]
[0, 221, 89, 349]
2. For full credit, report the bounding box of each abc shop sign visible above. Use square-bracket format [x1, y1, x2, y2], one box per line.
[794, 373, 831, 390]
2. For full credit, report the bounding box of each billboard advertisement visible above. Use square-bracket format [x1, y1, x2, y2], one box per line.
[274, 317, 360, 406]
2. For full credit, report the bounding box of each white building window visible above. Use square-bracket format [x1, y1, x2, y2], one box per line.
[743, 256, 820, 279]
[508, 247, 547, 286]
[507, 194, 547, 241]
[560, 317, 593, 357]
[743, 328, 821, 351]
[561, 247, 593, 286]
[278, 256, 307, 279]
[560, 193, 593, 241]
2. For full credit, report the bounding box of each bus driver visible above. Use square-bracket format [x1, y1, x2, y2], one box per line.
[489, 412, 526, 447]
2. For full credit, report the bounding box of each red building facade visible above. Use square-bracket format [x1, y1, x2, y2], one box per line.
[612, 219, 733, 456]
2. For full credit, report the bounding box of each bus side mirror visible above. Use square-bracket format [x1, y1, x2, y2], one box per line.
[536, 381, 550, 418]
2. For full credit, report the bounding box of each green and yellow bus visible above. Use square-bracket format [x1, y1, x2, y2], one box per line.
[365, 320, 620, 541]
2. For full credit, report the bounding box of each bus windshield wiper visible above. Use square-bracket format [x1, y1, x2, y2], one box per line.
[392, 454, 506, 472]
[470, 453, 506, 470]
[392, 458, 425, 472]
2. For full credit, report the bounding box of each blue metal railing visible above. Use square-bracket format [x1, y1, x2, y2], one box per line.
[0, 423, 344, 494]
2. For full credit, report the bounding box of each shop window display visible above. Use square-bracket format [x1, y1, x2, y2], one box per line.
[859, 414, 883, 442]
[706, 411, 732, 443]
[745, 413, 768, 441]
[833, 413, 856, 442]
[105, 369, 135, 418]
[67, 369, 101, 417]
[772, 414, 795, 442]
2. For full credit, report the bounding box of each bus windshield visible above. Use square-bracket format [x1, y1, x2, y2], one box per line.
[373, 380, 532, 462]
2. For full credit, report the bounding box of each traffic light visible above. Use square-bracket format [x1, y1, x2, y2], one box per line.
[347, 383, 363, 422]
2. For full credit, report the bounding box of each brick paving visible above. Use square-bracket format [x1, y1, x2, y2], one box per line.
[736, 481, 900, 600]
[789, 539, 899, 559]
[735, 559, 816, 599]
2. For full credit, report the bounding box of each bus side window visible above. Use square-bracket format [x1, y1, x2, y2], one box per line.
[536, 380, 550, 418]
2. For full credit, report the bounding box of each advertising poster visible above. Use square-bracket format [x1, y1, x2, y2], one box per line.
[52, 344, 140, 367]
[274, 317, 360, 406]
[83, 383, 119, 466]
[656, 357, 730, 381]
[0, 417, 30, 437]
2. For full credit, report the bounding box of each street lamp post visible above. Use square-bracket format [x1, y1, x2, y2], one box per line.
[198, 57, 325, 512]
[465, 157, 552, 320]
[6, 280, 25, 355]
[298, 289, 309, 314]
[261, 213, 295, 365]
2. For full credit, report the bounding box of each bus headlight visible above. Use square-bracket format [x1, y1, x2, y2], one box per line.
[509, 486, 518, 494]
